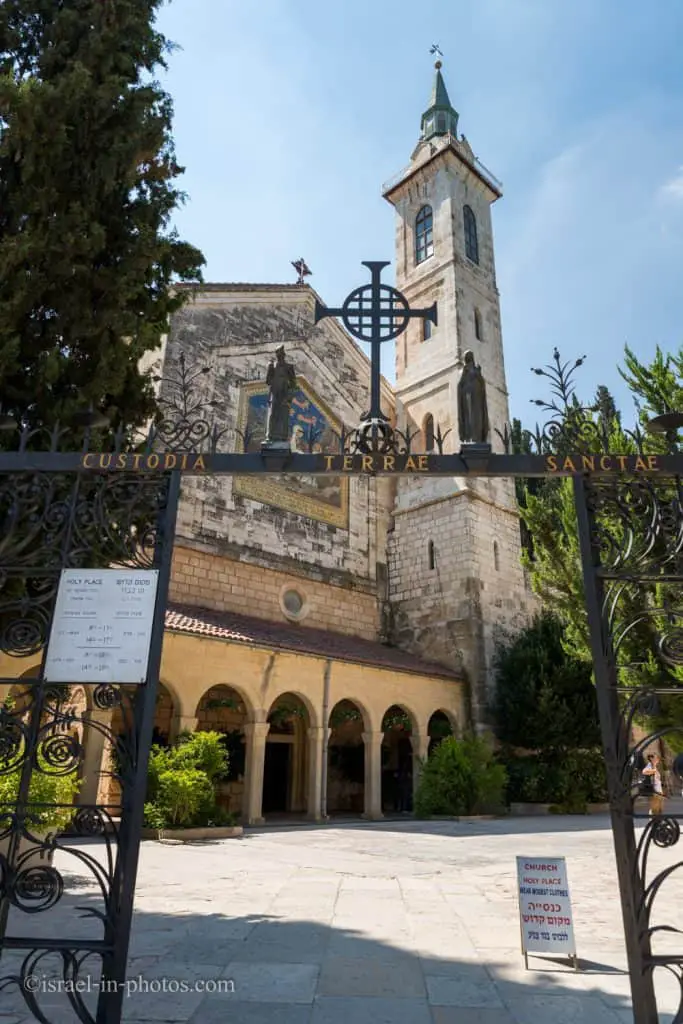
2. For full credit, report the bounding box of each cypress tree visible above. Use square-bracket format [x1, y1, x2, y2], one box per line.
[0, 0, 204, 430]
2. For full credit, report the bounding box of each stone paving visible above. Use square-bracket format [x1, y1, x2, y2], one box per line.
[2, 814, 683, 1023]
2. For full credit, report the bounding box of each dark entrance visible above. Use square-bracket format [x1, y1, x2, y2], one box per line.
[262, 743, 290, 813]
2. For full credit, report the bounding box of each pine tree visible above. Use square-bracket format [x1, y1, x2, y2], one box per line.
[0, 0, 204, 431]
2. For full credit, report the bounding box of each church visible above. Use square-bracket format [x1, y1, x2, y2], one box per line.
[1, 60, 532, 824]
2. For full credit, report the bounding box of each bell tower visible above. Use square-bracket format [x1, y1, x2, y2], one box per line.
[383, 58, 530, 730]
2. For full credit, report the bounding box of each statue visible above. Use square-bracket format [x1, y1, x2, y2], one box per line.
[265, 345, 297, 446]
[457, 350, 489, 445]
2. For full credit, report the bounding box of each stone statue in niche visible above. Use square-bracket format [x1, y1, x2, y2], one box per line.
[457, 350, 489, 445]
[265, 345, 297, 446]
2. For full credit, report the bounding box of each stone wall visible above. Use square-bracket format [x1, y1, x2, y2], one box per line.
[169, 544, 380, 641]
[165, 285, 394, 639]
[387, 488, 533, 730]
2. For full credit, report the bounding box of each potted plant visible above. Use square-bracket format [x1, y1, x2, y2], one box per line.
[0, 761, 81, 868]
[143, 731, 243, 841]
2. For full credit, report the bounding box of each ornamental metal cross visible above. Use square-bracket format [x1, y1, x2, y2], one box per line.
[314, 261, 437, 422]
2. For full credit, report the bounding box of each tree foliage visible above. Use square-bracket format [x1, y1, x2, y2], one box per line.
[0, 0, 204, 430]
[493, 612, 600, 751]
[516, 344, 683, 752]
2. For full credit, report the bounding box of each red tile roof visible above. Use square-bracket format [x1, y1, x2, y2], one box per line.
[165, 603, 459, 681]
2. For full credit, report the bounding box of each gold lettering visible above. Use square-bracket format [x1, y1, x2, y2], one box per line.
[116, 453, 126, 469]
[562, 457, 577, 473]
[324, 455, 335, 471]
[146, 454, 159, 469]
[193, 455, 206, 470]
[361, 455, 374, 472]
[418, 455, 429, 470]
[343, 456, 353, 471]
[82, 454, 96, 468]
[546, 455, 558, 472]
[600, 456, 612, 471]
[647, 455, 659, 471]
[163, 453, 177, 470]
[634, 456, 647, 472]
[131, 454, 143, 470]
[581, 456, 595, 471]
[383, 455, 395, 471]
[98, 454, 112, 469]
[617, 455, 628, 470]
[405, 456, 417, 471]
[180, 454, 188, 470]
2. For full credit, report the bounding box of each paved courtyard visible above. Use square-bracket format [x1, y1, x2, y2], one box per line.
[3, 814, 683, 1023]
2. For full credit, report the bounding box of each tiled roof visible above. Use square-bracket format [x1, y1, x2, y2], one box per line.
[165, 603, 459, 681]
[176, 282, 310, 292]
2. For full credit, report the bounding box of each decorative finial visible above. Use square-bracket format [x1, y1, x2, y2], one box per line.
[291, 258, 311, 286]
[430, 43, 443, 68]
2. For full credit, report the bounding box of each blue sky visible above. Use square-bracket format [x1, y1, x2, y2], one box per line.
[157, 0, 683, 425]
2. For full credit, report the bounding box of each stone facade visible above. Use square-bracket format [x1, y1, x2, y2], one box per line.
[382, 73, 534, 727]
[169, 544, 380, 641]
[167, 285, 395, 639]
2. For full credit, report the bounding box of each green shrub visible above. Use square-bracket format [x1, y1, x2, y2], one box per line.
[172, 731, 229, 780]
[414, 734, 506, 818]
[0, 760, 80, 833]
[499, 748, 607, 810]
[143, 731, 230, 830]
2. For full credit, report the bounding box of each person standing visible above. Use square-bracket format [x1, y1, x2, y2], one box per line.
[642, 753, 664, 815]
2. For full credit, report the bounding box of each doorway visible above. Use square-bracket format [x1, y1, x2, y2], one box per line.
[263, 742, 290, 813]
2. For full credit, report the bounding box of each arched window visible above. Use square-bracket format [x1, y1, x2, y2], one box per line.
[474, 308, 482, 341]
[463, 204, 479, 264]
[494, 540, 500, 571]
[423, 413, 435, 452]
[415, 205, 434, 264]
[428, 540, 436, 571]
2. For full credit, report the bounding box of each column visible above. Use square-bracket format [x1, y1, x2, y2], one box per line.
[79, 709, 113, 805]
[243, 722, 270, 825]
[362, 731, 384, 820]
[306, 726, 329, 821]
[169, 713, 198, 742]
[411, 732, 430, 805]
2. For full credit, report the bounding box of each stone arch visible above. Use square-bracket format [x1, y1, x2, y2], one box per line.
[194, 684, 251, 819]
[428, 709, 456, 755]
[381, 703, 418, 813]
[263, 692, 312, 816]
[327, 699, 366, 816]
[99, 681, 177, 806]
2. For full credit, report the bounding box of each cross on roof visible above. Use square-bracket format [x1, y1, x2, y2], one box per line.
[314, 261, 436, 423]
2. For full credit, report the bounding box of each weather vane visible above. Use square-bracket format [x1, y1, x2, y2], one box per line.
[430, 43, 443, 62]
[291, 258, 312, 286]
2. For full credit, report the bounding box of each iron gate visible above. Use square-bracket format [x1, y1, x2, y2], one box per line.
[0, 265, 682, 1023]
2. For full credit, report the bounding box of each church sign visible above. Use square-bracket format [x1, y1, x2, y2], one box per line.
[59, 451, 669, 476]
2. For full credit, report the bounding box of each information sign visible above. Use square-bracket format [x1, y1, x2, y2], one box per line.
[516, 855, 577, 969]
[44, 570, 159, 684]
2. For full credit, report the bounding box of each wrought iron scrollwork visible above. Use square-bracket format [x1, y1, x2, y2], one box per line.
[0, 451, 176, 1024]
[575, 466, 683, 1022]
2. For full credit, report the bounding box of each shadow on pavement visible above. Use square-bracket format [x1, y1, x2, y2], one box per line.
[1, 834, 679, 1024]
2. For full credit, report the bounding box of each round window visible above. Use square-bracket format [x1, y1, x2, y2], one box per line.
[283, 589, 304, 616]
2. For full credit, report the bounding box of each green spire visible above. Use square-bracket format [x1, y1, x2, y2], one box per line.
[420, 60, 459, 141]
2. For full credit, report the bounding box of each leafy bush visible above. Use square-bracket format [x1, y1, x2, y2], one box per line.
[143, 731, 232, 830]
[0, 761, 80, 833]
[499, 748, 608, 811]
[414, 734, 507, 817]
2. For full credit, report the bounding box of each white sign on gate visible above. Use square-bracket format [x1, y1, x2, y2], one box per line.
[516, 856, 577, 969]
[44, 569, 159, 685]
